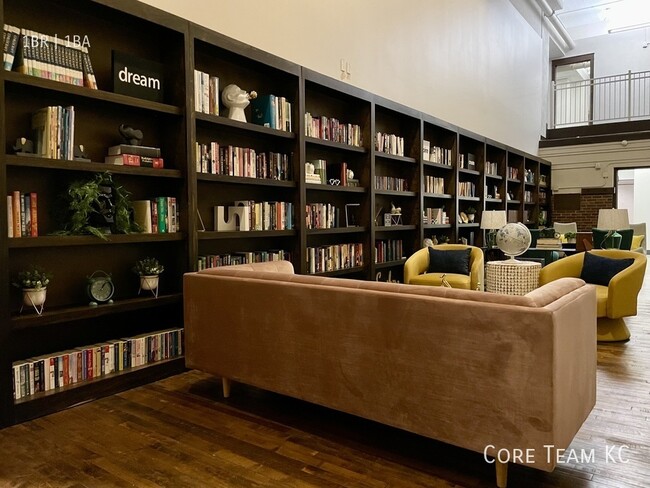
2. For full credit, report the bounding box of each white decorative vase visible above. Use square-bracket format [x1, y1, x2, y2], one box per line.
[140, 275, 159, 291]
[22, 287, 47, 315]
[468, 213, 475, 223]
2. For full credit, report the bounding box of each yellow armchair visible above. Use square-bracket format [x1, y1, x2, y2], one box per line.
[404, 244, 484, 291]
[539, 250, 647, 341]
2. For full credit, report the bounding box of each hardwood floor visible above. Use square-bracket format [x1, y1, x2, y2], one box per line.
[1, 280, 650, 487]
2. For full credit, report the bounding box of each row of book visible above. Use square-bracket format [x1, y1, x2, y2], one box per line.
[215, 201, 294, 231]
[424, 176, 446, 194]
[507, 166, 520, 180]
[375, 132, 405, 156]
[375, 176, 408, 192]
[423, 207, 449, 225]
[306, 203, 340, 229]
[195, 142, 291, 181]
[458, 154, 477, 170]
[196, 250, 290, 270]
[422, 141, 453, 166]
[304, 113, 363, 147]
[12, 328, 183, 400]
[507, 210, 519, 223]
[31, 105, 75, 160]
[305, 160, 358, 187]
[251, 94, 293, 132]
[307, 243, 364, 274]
[485, 161, 499, 176]
[193, 69, 219, 115]
[524, 190, 534, 203]
[7, 191, 38, 238]
[3, 25, 97, 88]
[458, 181, 476, 197]
[374, 239, 404, 263]
[132, 197, 179, 233]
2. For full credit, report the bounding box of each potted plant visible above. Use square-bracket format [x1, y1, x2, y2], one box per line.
[13, 266, 52, 315]
[133, 257, 164, 296]
[465, 206, 477, 223]
[563, 231, 577, 244]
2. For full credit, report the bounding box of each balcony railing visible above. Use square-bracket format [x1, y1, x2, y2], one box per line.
[552, 70, 650, 128]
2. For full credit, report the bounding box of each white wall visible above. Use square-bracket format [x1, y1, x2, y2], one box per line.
[632, 170, 650, 235]
[139, 0, 547, 155]
[539, 138, 650, 193]
[561, 30, 650, 79]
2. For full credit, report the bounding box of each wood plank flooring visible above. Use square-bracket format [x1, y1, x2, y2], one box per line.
[1, 278, 650, 487]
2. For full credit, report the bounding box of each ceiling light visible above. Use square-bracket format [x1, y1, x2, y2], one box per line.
[609, 21, 650, 33]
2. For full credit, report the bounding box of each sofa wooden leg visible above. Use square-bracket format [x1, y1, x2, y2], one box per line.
[222, 377, 231, 398]
[495, 460, 508, 488]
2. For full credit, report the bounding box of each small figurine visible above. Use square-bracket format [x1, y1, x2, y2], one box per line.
[13, 137, 34, 155]
[74, 144, 90, 161]
[390, 202, 402, 215]
[222, 84, 257, 122]
[119, 124, 143, 145]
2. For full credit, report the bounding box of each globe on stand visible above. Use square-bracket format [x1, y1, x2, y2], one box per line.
[496, 222, 532, 260]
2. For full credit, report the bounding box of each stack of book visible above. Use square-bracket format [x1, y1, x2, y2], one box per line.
[304, 113, 363, 147]
[3, 25, 97, 88]
[195, 142, 289, 180]
[197, 250, 289, 270]
[7, 191, 38, 238]
[193, 69, 219, 115]
[375, 132, 404, 156]
[536, 237, 562, 249]
[251, 94, 292, 131]
[31, 105, 75, 159]
[104, 144, 164, 168]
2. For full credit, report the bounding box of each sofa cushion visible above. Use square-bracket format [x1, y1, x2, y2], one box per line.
[580, 251, 634, 286]
[427, 248, 471, 275]
[632, 235, 645, 249]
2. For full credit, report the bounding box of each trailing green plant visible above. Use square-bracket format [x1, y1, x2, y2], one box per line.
[133, 257, 165, 276]
[564, 232, 577, 239]
[465, 206, 477, 215]
[56, 172, 141, 239]
[12, 266, 52, 290]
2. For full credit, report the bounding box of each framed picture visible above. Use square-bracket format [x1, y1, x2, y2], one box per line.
[345, 203, 361, 227]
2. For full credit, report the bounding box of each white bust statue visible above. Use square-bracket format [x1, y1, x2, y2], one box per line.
[221, 84, 257, 122]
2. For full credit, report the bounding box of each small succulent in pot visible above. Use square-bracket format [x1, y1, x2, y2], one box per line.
[12, 266, 52, 290]
[132, 257, 164, 276]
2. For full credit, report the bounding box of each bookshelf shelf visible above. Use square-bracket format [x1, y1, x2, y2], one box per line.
[5, 155, 183, 179]
[197, 173, 296, 188]
[423, 193, 453, 199]
[486, 174, 503, 180]
[375, 153, 417, 164]
[458, 223, 480, 228]
[8, 233, 185, 248]
[458, 196, 481, 202]
[306, 227, 368, 235]
[423, 161, 454, 170]
[305, 184, 366, 193]
[2, 71, 183, 115]
[11, 294, 183, 330]
[375, 225, 417, 232]
[458, 168, 480, 176]
[485, 198, 503, 203]
[507, 200, 521, 205]
[374, 190, 417, 197]
[508, 178, 521, 184]
[195, 112, 296, 139]
[374, 259, 407, 269]
[423, 224, 452, 229]
[198, 230, 297, 240]
[305, 136, 367, 153]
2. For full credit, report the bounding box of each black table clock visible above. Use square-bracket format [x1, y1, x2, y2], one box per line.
[87, 270, 115, 306]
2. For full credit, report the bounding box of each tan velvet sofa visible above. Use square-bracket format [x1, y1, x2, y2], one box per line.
[184, 261, 597, 487]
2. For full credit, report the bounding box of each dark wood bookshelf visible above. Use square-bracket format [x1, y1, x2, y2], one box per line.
[0, 0, 553, 427]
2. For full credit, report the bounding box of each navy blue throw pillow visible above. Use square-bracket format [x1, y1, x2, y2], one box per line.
[427, 248, 471, 275]
[580, 252, 634, 286]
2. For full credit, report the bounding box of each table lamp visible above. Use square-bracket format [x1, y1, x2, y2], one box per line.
[480, 210, 507, 248]
[597, 208, 629, 249]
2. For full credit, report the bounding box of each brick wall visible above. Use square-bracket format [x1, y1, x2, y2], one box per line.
[552, 189, 614, 232]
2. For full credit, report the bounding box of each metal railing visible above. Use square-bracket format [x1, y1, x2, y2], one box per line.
[552, 70, 650, 128]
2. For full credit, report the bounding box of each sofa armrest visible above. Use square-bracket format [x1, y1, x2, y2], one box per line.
[539, 252, 584, 285]
[607, 254, 647, 318]
[404, 248, 428, 284]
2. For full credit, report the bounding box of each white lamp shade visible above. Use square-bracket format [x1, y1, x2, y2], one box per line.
[480, 210, 507, 230]
[597, 209, 630, 230]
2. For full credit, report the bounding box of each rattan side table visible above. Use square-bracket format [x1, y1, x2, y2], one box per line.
[485, 260, 541, 295]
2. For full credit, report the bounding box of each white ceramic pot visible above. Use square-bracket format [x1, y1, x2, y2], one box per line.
[140, 275, 159, 291]
[23, 287, 47, 307]
[468, 213, 475, 223]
